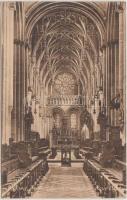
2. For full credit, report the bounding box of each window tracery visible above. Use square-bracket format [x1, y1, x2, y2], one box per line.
[54, 73, 76, 95]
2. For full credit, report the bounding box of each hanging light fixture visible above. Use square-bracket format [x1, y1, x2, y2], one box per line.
[39, 105, 42, 117]
[93, 95, 97, 114]
[27, 86, 33, 107]
[93, 108, 96, 114]
[93, 99, 96, 114]
[34, 97, 37, 114]
[34, 106, 37, 114]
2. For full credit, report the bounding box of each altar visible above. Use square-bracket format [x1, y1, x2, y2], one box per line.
[51, 127, 80, 148]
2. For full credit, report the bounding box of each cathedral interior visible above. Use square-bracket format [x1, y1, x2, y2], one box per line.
[0, 1, 126, 198]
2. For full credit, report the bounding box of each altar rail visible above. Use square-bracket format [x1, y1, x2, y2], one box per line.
[83, 159, 126, 198]
[2, 160, 49, 198]
[46, 95, 85, 106]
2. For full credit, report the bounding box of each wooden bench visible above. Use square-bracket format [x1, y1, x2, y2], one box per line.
[2, 159, 19, 175]
[83, 159, 126, 198]
[31, 156, 39, 162]
[1, 159, 19, 184]
[114, 159, 126, 169]
[38, 146, 51, 158]
[1, 159, 49, 198]
[80, 149, 93, 159]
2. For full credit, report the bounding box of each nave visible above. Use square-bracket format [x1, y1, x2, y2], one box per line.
[32, 163, 97, 198]
[1, 149, 126, 198]
[0, 1, 126, 198]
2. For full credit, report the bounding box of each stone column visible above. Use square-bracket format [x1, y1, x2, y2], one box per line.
[11, 2, 26, 142]
[13, 39, 26, 142]
[101, 44, 107, 113]
[107, 43, 112, 125]
[12, 38, 18, 142]
[41, 117, 45, 138]
[78, 80, 80, 95]
[119, 5, 125, 92]
[105, 41, 116, 127]
[1, 3, 15, 144]
[118, 4, 126, 145]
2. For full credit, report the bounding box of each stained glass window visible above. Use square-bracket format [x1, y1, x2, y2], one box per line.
[71, 113, 77, 129]
[55, 114, 61, 128]
[54, 73, 76, 95]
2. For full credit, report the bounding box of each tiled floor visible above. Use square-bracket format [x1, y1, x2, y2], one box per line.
[32, 163, 97, 198]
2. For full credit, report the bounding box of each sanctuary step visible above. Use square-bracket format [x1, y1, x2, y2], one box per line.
[47, 151, 84, 162]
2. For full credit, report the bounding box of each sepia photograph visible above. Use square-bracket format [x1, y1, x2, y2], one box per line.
[0, 0, 126, 198]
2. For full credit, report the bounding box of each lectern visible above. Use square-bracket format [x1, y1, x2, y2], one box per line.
[61, 145, 71, 166]
[61, 138, 71, 166]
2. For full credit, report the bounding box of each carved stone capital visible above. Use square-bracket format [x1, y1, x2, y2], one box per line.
[115, 2, 125, 13]
[8, 105, 13, 113]
[14, 39, 25, 46]
[100, 44, 106, 51]
[24, 40, 30, 48]
[9, 2, 16, 10]
[107, 39, 119, 47]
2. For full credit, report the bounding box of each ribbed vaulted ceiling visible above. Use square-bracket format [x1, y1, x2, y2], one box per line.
[25, 2, 106, 93]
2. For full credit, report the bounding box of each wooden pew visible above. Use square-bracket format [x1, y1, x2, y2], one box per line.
[1, 159, 19, 184]
[74, 147, 82, 159]
[80, 147, 93, 159]
[114, 159, 126, 185]
[48, 147, 57, 159]
[38, 146, 51, 158]
[1, 159, 49, 198]
[83, 159, 126, 198]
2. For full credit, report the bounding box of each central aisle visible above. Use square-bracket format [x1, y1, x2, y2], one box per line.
[32, 163, 97, 198]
